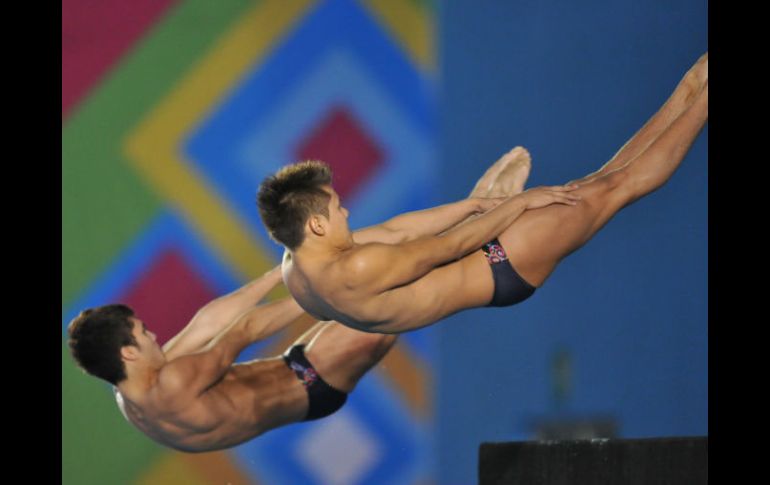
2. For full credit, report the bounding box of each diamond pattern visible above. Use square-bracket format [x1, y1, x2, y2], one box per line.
[120, 248, 218, 345]
[295, 411, 381, 485]
[295, 105, 384, 200]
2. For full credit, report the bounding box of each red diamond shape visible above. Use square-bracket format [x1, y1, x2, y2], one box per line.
[118, 249, 219, 345]
[62, 0, 176, 119]
[295, 105, 384, 201]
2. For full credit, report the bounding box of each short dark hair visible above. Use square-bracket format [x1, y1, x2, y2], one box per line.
[257, 160, 333, 250]
[67, 304, 138, 385]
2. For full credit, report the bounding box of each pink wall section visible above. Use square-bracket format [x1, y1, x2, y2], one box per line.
[62, 0, 176, 118]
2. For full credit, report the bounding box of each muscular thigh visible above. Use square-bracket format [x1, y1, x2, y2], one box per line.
[389, 251, 496, 328]
[303, 322, 388, 392]
[499, 175, 626, 287]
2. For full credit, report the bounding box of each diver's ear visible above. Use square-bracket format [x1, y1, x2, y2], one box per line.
[120, 346, 140, 362]
[308, 215, 327, 237]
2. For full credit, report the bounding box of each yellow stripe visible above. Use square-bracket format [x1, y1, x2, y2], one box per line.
[134, 452, 210, 485]
[377, 342, 431, 418]
[362, 0, 435, 72]
[124, 0, 315, 281]
[181, 450, 258, 485]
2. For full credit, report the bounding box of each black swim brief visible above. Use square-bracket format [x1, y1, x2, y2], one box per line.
[283, 344, 348, 421]
[482, 238, 536, 306]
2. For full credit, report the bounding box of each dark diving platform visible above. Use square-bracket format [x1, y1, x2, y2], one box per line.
[479, 436, 707, 485]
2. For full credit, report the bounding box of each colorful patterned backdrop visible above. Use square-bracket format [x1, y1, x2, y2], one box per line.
[62, 1, 438, 483]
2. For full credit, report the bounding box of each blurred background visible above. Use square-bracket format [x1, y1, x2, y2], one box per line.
[62, 1, 707, 484]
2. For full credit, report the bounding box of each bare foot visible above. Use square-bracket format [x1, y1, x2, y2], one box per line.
[570, 53, 708, 188]
[696, 52, 708, 83]
[681, 52, 708, 105]
[487, 146, 532, 197]
[469, 147, 523, 198]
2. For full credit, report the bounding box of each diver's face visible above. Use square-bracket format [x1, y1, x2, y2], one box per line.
[323, 186, 351, 241]
[128, 317, 164, 365]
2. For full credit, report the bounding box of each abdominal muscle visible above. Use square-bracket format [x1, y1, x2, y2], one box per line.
[364, 250, 496, 333]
